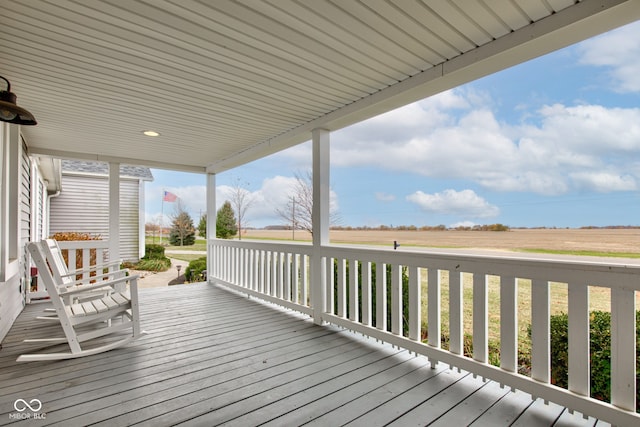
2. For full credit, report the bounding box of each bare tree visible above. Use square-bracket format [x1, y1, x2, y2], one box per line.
[145, 213, 163, 244]
[227, 178, 254, 240]
[276, 170, 339, 237]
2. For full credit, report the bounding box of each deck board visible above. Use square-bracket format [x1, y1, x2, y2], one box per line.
[302, 361, 442, 426]
[0, 283, 599, 426]
[260, 355, 437, 426]
[469, 388, 535, 426]
[386, 373, 492, 426]
[429, 379, 512, 426]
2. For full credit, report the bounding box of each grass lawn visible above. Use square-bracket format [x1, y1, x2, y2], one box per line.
[168, 253, 206, 262]
[519, 248, 640, 258]
[145, 236, 207, 252]
[165, 242, 207, 251]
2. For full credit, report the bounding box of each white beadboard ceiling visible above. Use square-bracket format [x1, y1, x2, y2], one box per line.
[1, 0, 639, 173]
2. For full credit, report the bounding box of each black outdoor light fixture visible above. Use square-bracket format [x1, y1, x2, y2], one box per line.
[0, 75, 37, 126]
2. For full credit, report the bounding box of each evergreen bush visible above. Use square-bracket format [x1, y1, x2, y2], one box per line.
[169, 211, 196, 246]
[144, 244, 166, 259]
[186, 256, 207, 282]
[216, 201, 237, 239]
[137, 243, 170, 272]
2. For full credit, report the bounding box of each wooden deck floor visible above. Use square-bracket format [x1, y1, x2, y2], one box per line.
[0, 283, 606, 426]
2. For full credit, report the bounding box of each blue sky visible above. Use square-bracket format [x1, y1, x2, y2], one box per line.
[146, 21, 640, 229]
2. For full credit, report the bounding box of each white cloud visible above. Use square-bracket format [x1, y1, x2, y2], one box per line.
[327, 88, 640, 195]
[406, 189, 499, 218]
[246, 176, 298, 225]
[229, 175, 339, 227]
[569, 172, 637, 192]
[535, 104, 640, 154]
[331, 89, 480, 164]
[578, 21, 640, 92]
[146, 184, 207, 219]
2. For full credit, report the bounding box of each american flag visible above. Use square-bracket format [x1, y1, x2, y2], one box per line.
[163, 191, 177, 202]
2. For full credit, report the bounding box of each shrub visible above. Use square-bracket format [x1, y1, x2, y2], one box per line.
[170, 211, 196, 246]
[144, 244, 166, 259]
[185, 256, 207, 282]
[136, 258, 171, 272]
[135, 244, 171, 272]
[535, 310, 640, 411]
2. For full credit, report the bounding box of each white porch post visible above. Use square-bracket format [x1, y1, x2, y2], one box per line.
[206, 172, 216, 282]
[311, 128, 330, 324]
[138, 179, 145, 259]
[108, 162, 120, 264]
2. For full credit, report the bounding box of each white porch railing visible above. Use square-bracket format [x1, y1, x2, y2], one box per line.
[209, 239, 640, 426]
[27, 240, 110, 302]
[210, 240, 314, 316]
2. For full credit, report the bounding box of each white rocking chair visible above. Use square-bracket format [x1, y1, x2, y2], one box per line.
[18, 241, 145, 362]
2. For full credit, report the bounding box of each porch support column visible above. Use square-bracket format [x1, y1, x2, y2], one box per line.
[206, 172, 216, 282]
[108, 162, 120, 264]
[311, 128, 330, 324]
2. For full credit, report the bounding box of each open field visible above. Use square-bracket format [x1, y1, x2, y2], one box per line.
[244, 228, 640, 255]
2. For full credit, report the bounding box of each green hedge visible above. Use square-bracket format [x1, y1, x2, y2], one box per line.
[144, 244, 166, 259]
[539, 310, 640, 411]
[136, 244, 170, 272]
[186, 256, 207, 282]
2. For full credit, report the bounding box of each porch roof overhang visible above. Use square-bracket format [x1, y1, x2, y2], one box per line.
[2, 0, 639, 174]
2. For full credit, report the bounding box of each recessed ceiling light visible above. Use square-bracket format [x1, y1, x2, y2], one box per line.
[143, 130, 160, 137]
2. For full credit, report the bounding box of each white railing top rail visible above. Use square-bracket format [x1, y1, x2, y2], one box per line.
[56, 240, 109, 250]
[321, 244, 640, 290]
[210, 239, 640, 289]
[210, 238, 313, 255]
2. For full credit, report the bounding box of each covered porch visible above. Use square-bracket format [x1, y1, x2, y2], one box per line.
[2, 0, 640, 425]
[0, 283, 605, 426]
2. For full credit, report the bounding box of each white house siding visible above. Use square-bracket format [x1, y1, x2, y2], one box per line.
[0, 129, 28, 342]
[119, 179, 139, 261]
[50, 174, 109, 237]
[19, 141, 31, 287]
[49, 175, 141, 262]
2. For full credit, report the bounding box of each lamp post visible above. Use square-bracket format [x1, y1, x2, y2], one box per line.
[176, 264, 182, 278]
